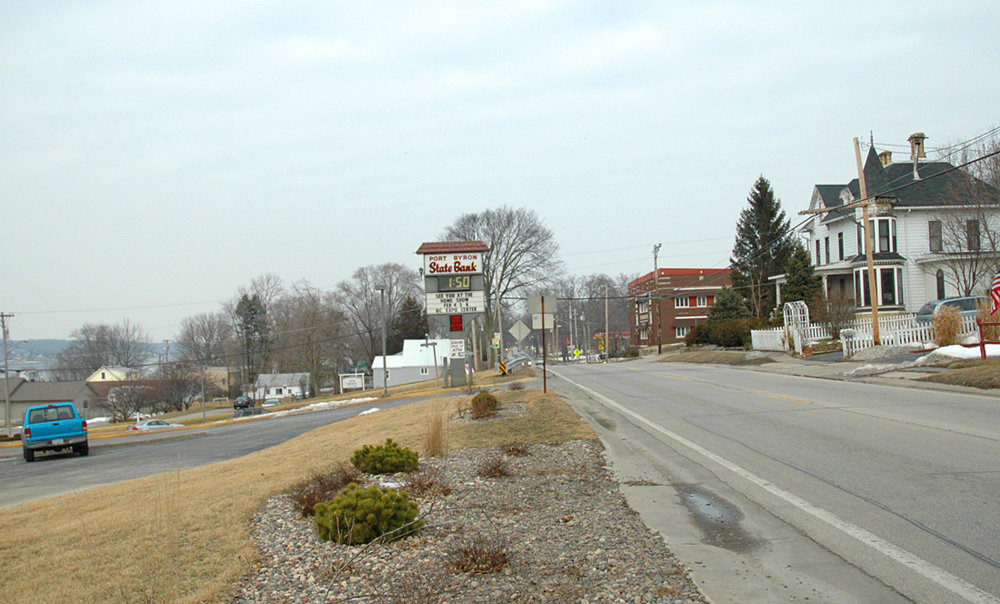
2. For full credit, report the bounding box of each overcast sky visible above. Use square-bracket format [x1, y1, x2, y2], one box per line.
[2, 1, 998, 342]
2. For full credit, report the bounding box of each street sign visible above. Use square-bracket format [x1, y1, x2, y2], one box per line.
[527, 295, 557, 314]
[573, 349, 582, 357]
[450, 340, 466, 359]
[509, 320, 531, 342]
[449, 314, 463, 332]
[531, 313, 554, 330]
[426, 290, 485, 315]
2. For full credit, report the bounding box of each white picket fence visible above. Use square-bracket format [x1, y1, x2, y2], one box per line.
[751, 314, 980, 357]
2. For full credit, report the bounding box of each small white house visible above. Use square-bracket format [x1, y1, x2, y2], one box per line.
[371, 339, 450, 388]
[254, 373, 311, 401]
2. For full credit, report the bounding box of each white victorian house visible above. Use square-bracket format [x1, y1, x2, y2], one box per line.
[785, 132, 998, 314]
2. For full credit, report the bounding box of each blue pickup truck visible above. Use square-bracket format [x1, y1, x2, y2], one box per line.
[22, 402, 89, 462]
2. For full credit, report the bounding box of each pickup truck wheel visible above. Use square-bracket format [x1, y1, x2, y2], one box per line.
[23, 448, 35, 462]
[75, 443, 90, 456]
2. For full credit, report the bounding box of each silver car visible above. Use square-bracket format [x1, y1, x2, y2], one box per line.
[130, 419, 184, 431]
[914, 296, 986, 324]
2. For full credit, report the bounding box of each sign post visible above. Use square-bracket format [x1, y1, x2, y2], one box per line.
[528, 295, 557, 393]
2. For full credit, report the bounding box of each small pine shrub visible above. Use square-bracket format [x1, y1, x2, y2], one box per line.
[289, 464, 363, 517]
[314, 483, 423, 545]
[933, 304, 962, 346]
[351, 438, 419, 474]
[470, 391, 499, 419]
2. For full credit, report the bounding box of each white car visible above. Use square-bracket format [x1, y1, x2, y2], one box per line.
[262, 399, 282, 407]
[130, 419, 184, 431]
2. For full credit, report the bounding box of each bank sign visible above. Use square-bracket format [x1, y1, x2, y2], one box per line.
[423, 252, 483, 276]
[426, 290, 485, 315]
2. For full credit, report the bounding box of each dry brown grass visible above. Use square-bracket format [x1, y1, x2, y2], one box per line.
[933, 304, 963, 346]
[977, 301, 1000, 342]
[0, 388, 594, 603]
[658, 350, 764, 365]
[919, 358, 1000, 390]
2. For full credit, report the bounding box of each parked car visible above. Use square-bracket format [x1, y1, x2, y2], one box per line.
[233, 396, 253, 409]
[262, 399, 281, 407]
[130, 419, 184, 431]
[914, 296, 986, 324]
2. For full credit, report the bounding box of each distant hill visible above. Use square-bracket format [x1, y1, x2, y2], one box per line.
[10, 339, 71, 358]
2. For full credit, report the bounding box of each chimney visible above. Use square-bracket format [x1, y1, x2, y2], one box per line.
[878, 150, 893, 166]
[908, 132, 927, 180]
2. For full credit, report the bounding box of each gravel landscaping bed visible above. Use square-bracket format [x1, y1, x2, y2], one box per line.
[232, 439, 706, 603]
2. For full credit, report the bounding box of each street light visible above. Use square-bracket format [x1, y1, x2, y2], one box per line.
[375, 285, 388, 398]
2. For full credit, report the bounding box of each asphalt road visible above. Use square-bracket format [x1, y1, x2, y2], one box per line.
[550, 360, 1000, 604]
[0, 396, 424, 508]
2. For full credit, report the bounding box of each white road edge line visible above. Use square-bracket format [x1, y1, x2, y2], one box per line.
[552, 369, 999, 604]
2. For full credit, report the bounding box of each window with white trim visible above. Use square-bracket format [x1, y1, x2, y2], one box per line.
[675, 325, 691, 339]
[675, 297, 689, 308]
[696, 295, 707, 307]
[420, 368, 429, 375]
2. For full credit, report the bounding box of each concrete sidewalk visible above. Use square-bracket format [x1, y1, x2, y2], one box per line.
[737, 350, 1000, 397]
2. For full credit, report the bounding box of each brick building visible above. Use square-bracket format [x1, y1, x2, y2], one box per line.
[629, 268, 732, 347]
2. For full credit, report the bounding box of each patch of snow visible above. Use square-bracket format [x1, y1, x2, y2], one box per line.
[917, 343, 1000, 364]
[270, 396, 378, 418]
[359, 407, 379, 416]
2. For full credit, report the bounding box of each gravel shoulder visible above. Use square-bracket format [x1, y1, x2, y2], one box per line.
[232, 439, 707, 603]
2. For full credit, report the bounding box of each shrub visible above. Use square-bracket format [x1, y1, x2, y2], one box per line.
[314, 483, 423, 545]
[507, 381, 525, 391]
[477, 455, 510, 478]
[351, 438, 419, 474]
[423, 410, 446, 458]
[470, 391, 499, 419]
[403, 466, 452, 498]
[624, 347, 640, 358]
[447, 534, 511, 574]
[934, 304, 962, 346]
[684, 324, 712, 346]
[500, 441, 530, 456]
[977, 300, 999, 342]
[289, 464, 363, 517]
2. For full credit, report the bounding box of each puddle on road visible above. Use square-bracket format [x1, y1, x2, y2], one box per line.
[676, 485, 759, 552]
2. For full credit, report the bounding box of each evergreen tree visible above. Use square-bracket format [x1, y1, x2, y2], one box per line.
[387, 295, 428, 355]
[707, 287, 750, 323]
[781, 243, 822, 309]
[730, 176, 795, 318]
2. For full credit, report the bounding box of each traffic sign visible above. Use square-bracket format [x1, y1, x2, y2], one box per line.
[509, 320, 531, 342]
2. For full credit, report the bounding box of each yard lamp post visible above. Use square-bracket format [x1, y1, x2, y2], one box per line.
[375, 285, 388, 398]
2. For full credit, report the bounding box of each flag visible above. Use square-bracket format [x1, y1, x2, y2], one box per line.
[991, 263, 1000, 315]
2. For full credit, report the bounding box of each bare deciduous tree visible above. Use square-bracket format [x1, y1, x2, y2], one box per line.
[176, 312, 233, 367]
[930, 136, 1000, 296]
[52, 319, 151, 380]
[442, 206, 562, 354]
[336, 264, 421, 365]
[272, 279, 351, 393]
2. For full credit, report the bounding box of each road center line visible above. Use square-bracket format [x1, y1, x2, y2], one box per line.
[552, 369, 998, 604]
[755, 391, 811, 404]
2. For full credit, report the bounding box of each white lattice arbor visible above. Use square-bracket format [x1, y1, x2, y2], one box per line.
[783, 301, 810, 354]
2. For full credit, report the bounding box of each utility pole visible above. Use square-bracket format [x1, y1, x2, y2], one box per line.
[800, 139, 888, 345]
[376, 286, 388, 397]
[604, 284, 609, 363]
[653, 243, 662, 354]
[854, 137, 881, 345]
[2, 313, 13, 438]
